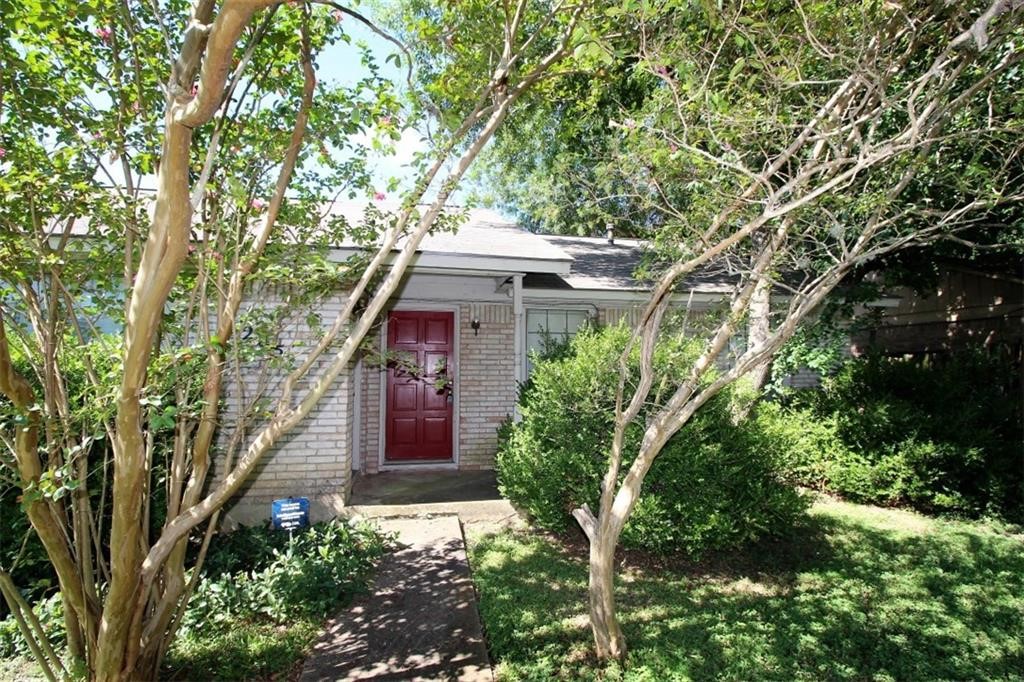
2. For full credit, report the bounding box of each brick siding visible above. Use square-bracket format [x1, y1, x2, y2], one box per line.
[218, 291, 354, 526]
[458, 303, 516, 469]
[358, 328, 382, 474]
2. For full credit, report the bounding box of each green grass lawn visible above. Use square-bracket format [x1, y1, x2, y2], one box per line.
[468, 497, 1024, 681]
[161, 619, 322, 681]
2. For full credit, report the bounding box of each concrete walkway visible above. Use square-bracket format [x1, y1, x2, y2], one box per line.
[300, 515, 494, 682]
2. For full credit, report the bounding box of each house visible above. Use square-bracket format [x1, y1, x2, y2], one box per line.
[223, 206, 737, 524]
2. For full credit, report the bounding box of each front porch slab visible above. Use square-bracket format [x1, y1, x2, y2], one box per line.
[350, 470, 501, 505]
[347, 470, 523, 532]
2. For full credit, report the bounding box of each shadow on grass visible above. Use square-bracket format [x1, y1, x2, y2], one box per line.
[470, 505, 1024, 681]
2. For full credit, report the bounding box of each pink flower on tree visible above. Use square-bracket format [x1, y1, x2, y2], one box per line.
[250, 198, 267, 211]
[331, 9, 344, 22]
[0, 148, 6, 159]
[379, 115, 392, 126]
[96, 27, 113, 42]
[373, 191, 386, 201]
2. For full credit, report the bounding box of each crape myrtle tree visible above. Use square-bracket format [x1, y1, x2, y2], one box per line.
[473, 2, 788, 392]
[0, 0, 598, 679]
[479, 1, 1023, 398]
[537, 0, 1022, 661]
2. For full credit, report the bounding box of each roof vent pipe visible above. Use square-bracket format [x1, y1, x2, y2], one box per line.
[606, 224, 614, 245]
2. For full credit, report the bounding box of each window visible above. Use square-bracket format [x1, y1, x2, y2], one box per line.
[525, 308, 591, 374]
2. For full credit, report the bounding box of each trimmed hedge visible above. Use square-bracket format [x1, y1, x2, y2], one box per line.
[497, 324, 808, 556]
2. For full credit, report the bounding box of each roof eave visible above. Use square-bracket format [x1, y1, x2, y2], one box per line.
[521, 287, 730, 303]
[328, 248, 573, 276]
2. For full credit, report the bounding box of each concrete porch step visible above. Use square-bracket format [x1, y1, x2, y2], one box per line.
[347, 499, 521, 527]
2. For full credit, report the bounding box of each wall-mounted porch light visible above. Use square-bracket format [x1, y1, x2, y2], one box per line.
[470, 319, 481, 336]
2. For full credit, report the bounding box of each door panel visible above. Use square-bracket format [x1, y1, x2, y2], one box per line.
[393, 317, 420, 344]
[385, 310, 454, 461]
[424, 318, 451, 345]
[424, 351, 447, 376]
[423, 387, 448, 412]
[393, 384, 417, 411]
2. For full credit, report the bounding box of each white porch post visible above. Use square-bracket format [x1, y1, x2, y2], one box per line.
[512, 273, 525, 420]
[352, 356, 362, 472]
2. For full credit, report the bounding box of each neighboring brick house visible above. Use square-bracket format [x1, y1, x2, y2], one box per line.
[224, 207, 736, 523]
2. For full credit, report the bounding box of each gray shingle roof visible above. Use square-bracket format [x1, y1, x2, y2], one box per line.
[534, 235, 646, 290]
[326, 202, 571, 263]
[68, 198, 736, 294]
[531, 234, 736, 294]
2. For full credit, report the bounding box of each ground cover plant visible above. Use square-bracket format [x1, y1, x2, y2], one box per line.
[164, 519, 391, 680]
[469, 497, 1024, 681]
[1, 519, 391, 681]
[497, 324, 807, 556]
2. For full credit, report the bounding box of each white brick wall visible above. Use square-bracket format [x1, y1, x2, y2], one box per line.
[597, 306, 641, 327]
[221, 275, 841, 512]
[458, 303, 516, 469]
[781, 367, 822, 389]
[358, 328, 382, 474]
[218, 291, 354, 526]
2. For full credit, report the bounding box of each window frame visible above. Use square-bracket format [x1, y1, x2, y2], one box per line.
[523, 305, 594, 377]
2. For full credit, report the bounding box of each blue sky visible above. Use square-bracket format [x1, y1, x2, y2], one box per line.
[315, 15, 429, 198]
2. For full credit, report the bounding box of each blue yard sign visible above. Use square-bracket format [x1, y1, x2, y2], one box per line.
[271, 497, 310, 531]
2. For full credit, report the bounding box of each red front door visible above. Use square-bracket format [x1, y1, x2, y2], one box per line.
[385, 310, 454, 461]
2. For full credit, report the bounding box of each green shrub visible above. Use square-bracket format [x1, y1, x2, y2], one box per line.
[750, 402, 845, 490]
[0, 332, 204, 616]
[763, 351, 1023, 520]
[185, 520, 295, 577]
[0, 593, 64, 660]
[0, 519, 389, 677]
[497, 324, 808, 556]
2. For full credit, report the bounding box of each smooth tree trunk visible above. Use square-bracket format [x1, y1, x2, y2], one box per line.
[744, 274, 772, 394]
[4, 0, 578, 676]
[567, 4, 1024, 657]
[587, 522, 626, 660]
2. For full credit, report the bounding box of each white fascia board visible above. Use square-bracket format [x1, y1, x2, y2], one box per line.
[404, 266, 526, 279]
[328, 248, 571, 276]
[523, 288, 727, 305]
[767, 293, 902, 309]
[863, 297, 902, 308]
